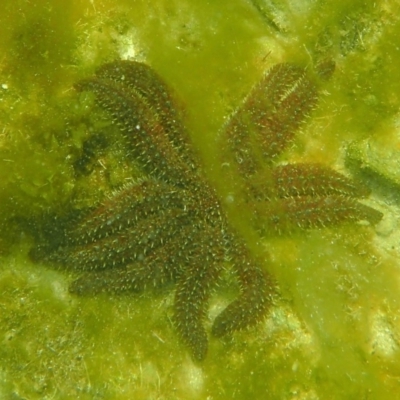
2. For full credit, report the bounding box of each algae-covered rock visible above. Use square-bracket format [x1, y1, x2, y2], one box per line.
[1, 0, 400, 399]
[347, 127, 400, 201]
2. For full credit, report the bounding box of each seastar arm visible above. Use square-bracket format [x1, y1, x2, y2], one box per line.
[43, 208, 192, 271]
[67, 222, 209, 295]
[212, 242, 273, 338]
[68, 180, 187, 245]
[271, 163, 371, 198]
[74, 74, 197, 184]
[256, 195, 383, 235]
[173, 225, 225, 362]
[250, 163, 371, 200]
[222, 63, 318, 178]
[94, 61, 197, 170]
[68, 261, 170, 295]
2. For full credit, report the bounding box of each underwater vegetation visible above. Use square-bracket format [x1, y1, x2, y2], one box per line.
[30, 59, 382, 362]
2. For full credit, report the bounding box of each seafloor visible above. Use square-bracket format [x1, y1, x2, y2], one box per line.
[1, 0, 400, 399]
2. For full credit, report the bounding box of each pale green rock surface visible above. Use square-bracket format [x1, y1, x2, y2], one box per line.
[347, 130, 400, 200]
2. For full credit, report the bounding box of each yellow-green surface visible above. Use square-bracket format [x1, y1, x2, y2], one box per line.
[1, 0, 400, 399]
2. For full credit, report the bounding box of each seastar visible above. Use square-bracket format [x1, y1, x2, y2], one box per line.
[30, 60, 382, 361]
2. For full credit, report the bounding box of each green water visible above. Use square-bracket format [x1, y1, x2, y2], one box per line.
[1, 0, 400, 399]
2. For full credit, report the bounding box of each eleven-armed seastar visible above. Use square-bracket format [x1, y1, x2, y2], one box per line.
[30, 60, 382, 361]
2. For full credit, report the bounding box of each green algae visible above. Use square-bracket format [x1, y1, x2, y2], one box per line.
[1, 0, 400, 399]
